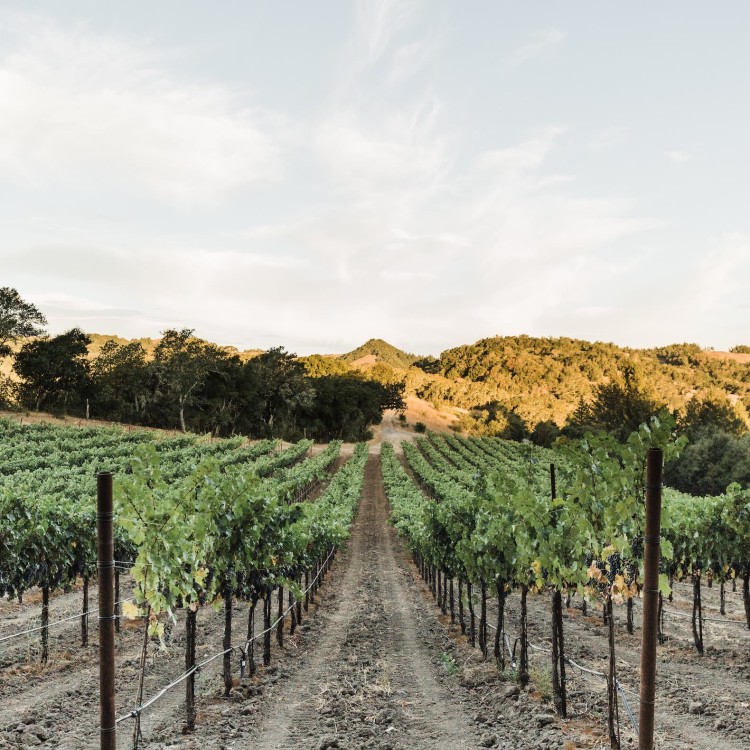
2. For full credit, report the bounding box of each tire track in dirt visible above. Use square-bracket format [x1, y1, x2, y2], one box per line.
[250, 452, 482, 750]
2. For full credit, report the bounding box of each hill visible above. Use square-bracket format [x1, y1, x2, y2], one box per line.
[407, 336, 750, 434]
[342, 338, 420, 369]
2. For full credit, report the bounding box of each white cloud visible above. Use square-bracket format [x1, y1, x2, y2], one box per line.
[507, 29, 568, 68]
[379, 269, 437, 282]
[666, 150, 691, 163]
[315, 100, 449, 193]
[689, 232, 750, 310]
[33, 293, 118, 312]
[0, 13, 286, 206]
[477, 127, 564, 174]
[590, 127, 627, 150]
[274, 102, 661, 352]
[388, 35, 439, 84]
[361, 0, 422, 66]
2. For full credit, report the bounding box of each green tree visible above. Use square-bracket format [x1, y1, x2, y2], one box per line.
[413, 355, 440, 374]
[566, 363, 663, 441]
[0, 374, 12, 408]
[152, 329, 227, 432]
[367, 362, 402, 386]
[679, 394, 748, 438]
[665, 429, 750, 495]
[13, 328, 91, 412]
[665, 395, 750, 494]
[530, 419, 560, 448]
[90, 340, 150, 421]
[0, 287, 47, 357]
[300, 374, 401, 441]
[247, 347, 315, 438]
[456, 401, 529, 440]
[300, 354, 350, 378]
[192, 355, 252, 437]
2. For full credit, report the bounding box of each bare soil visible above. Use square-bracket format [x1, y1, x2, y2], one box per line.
[369, 397, 460, 449]
[169, 452, 573, 750]
[702, 350, 750, 365]
[529, 582, 750, 750]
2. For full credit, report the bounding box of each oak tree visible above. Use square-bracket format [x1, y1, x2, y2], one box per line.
[0, 287, 47, 357]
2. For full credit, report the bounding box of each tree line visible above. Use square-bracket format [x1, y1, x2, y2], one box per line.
[0, 288, 403, 441]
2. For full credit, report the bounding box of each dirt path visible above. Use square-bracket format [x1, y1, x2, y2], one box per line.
[371, 411, 417, 452]
[166, 451, 571, 750]
[247, 453, 482, 750]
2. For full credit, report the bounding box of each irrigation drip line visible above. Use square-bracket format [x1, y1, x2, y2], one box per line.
[527, 639, 551, 655]
[485, 627, 639, 733]
[528, 639, 639, 732]
[661, 606, 749, 627]
[696, 613, 749, 626]
[566, 653, 606, 680]
[504, 632, 516, 668]
[116, 646, 232, 725]
[631, 596, 750, 628]
[116, 546, 337, 726]
[236, 546, 337, 655]
[451, 585, 744, 730]
[618, 682, 639, 732]
[481, 592, 745, 732]
[0, 597, 136, 644]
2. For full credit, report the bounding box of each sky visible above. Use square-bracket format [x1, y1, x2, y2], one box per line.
[2, 1, 750, 356]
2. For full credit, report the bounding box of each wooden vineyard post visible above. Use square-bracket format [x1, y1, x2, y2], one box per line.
[82, 577, 89, 647]
[638, 448, 663, 750]
[97, 472, 117, 750]
[186, 606, 197, 731]
[550, 463, 567, 718]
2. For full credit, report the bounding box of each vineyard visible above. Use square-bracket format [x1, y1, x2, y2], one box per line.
[382, 427, 750, 748]
[1, 417, 750, 749]
[0, 419, 368, 748]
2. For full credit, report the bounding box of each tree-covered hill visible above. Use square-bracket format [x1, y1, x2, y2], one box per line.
[409, 336, 750, 430]
[342, 338, 420, 369]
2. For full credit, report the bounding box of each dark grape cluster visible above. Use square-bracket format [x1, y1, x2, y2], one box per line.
[606, 553, 621, 584]
[626, 562, 638, 584]
[586, 559, 607, 587]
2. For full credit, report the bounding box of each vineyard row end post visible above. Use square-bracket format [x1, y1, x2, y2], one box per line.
[97, 472, 117, 750]
[638, 448, 663, 750]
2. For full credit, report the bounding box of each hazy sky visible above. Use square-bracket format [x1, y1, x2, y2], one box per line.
[2, 2, 749, 355]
